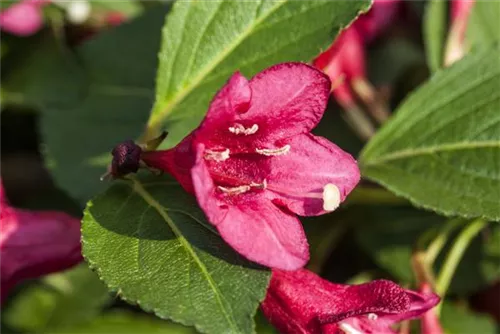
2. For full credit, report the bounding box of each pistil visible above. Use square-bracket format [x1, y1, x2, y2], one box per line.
[265, 182, 341, 212]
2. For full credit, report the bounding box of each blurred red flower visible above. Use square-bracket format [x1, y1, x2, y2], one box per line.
[0, 0, 48, 36]
[0, 181, 82, 302]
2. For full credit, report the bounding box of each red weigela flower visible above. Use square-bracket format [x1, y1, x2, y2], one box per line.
[261, 269, 440, 334]
[354, 0, 401, 43]
[445, 0, 475, 66]
[142, 63, 360, 270]
[313, 0, 401, 119]
[0, 181, 82, 302]
[314, 27, 366, 108]
[419, 283, 444, 334]
[0, 0, 48, 36]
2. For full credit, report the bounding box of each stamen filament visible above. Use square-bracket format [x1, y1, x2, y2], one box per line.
[255, 145, 290, 156]
[218, 185, 251, 195]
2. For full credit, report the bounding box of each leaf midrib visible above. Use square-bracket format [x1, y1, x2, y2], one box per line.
[362, 140, 500, 167]
[147, 0, 286, 130]
[129, 178, 239, 333]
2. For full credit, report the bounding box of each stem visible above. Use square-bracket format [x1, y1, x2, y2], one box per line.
[424, 218, 467, 265]
[342, 103, 376, 141]
[411, 251, 436, 287]
[435, 219, 488, 314]
[351, 78, 390, 124]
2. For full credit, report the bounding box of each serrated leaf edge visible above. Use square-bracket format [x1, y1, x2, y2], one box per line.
[81, 180, 269, 334]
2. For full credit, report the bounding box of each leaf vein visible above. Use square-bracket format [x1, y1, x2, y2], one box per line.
[129, 179, 239, 332]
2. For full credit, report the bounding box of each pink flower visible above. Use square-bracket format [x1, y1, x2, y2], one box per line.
[106, 12, 126, 27]
[0, 180, 82, 302]
[261, 269, 440, 334]
[314, 27, 366, 108]
[142, 63, 360, 270]
[313, 0, 400, 122]
[445, 0, 475, 66]
[355, 0, 401, 43]
[419, 283, 444, 334]
[0, 0, 48, 36]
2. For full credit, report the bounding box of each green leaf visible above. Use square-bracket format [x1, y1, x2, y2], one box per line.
[354, 207, 500, 295]
[48, 311, 196, 334]
[423, 0, 448, 72]
[40, 7, 169, 203]
[147, 0, 371, 146]
[82, 174, 270, 334]
[441, 302, 497, 334]
[360, 46, 500, 221]
[467, 1, 500, 49]
[3, 265, 111, 332]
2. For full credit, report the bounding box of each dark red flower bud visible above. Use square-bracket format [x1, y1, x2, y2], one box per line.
[110, 140, 142, 178]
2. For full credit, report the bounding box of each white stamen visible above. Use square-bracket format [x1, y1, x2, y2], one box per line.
[250, 179, 267, 189]
[218, 185, 251, 195]
[322, 183, 341, 211]
[367, 313, 378, 320]
[229, 123, 259, 135]
[204, 148, 230, 162]
[255, 145, 290, 156]
[218, 180, 267, 195]
[338, 322, 364, 334]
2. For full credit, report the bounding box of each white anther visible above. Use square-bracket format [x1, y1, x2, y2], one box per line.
[255, 145, 290, 156]
[322, 183, 341, 211]
[218, 185, 251, 195]
[367, 313, 378, 320]
[338, 323, 364, 334]
[204, 148, 230, 162]
[229, 123, 259, 135]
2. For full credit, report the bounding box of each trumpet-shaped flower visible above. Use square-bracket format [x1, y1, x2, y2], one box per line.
[0, 0, 48, 36]
[142, 63, 360, 270]
[261, 269, 440, 334]
[0, 181, 82, 302]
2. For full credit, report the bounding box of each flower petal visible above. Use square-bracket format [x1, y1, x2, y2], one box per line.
[191, 145, 309, 270]
[265, 133, 360, 216]
[330, 284, 441, 334]
[243, 62, 331, 138]
[318, 279, 411, 325]
[197, 71, 252, 134]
